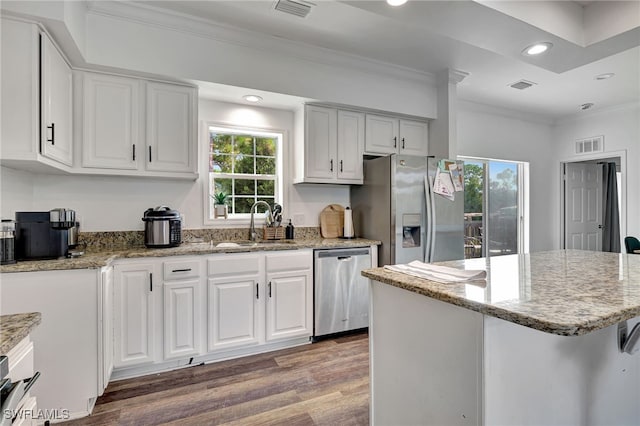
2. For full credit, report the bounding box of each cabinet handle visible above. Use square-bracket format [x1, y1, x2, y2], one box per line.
[148, 146, 152, 163]
[149, 272, 153, 292]
[171, 268, 192, 273]
[340, 160, 343, 172]
[256, 283, 259, 299]
[132, 144, 136, 161]
[393, 136, 397, 148]
[47, 123, 55, 145]
[402, 137, 405, 149]
[268, 281, 272, 298]
[330, 159, 333, 172]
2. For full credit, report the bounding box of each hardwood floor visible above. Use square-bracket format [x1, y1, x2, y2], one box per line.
[63, 332, 369, 425]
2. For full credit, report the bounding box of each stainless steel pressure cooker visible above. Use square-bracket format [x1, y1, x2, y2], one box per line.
[142, 206, 182, 248]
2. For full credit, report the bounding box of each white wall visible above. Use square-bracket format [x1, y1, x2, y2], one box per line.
[0, 99, 347, 231]
[83, 3, 436, 118]
[457, 100, 556, 252]
[552, 103, 640, 241]
[0, 167, 34, 218]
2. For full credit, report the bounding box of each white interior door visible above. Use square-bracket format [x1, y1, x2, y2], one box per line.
[564, 163, 602, 250]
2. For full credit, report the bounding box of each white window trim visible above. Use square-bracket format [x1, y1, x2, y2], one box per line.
[202, 121, 287, 228]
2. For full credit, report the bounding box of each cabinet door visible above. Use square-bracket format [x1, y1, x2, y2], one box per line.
[146, 82, 196, 173]
[1, 18, 39, 160]
[207, 253, 263, 352]
[399, 119, 428, 156]
[265, 250, 312, 341]
[41, 33, 73, 166]
[305, 105, 337, 180]
[337, 110, 364, 183]
[113, 263, 157, 368]
[365, 114, 398, 155]
[99, 266, 114, 395]
[82, 73, 140, 170]
[265, 272, 312, 341]
[207, 277, 260, 351]
[164, 279, 201, 360]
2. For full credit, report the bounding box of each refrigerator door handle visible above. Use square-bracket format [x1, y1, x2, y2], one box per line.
[424, 175, 434, 263]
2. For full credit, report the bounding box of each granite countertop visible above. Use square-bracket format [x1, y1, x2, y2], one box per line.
[0, 238, 380, 273]
[0, 312, 42, 355]
[362, 250, 640, 337]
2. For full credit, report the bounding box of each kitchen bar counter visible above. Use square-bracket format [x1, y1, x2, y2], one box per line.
[362, 249, 640, 336]
[0, 238, 380, 273]
[366, 249, 640, 425]
[0, 312, 41, 354]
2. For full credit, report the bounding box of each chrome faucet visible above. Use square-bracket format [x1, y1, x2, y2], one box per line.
[249, 201, 274, 241]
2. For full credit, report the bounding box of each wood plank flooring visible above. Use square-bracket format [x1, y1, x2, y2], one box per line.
[63, 332, 369, 425]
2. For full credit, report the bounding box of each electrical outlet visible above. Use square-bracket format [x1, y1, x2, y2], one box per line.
[294, 214, 305, 226]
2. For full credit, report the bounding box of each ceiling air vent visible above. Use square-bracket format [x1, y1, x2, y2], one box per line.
[509, 80, 537, 90]
[575, 135, 604, 154]
[274, 0, 314, 18]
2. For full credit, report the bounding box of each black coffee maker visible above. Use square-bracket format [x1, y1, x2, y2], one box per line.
[15, 209, 76, 260]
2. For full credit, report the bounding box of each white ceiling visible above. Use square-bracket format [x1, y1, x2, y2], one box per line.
[132, 0, 640, 120]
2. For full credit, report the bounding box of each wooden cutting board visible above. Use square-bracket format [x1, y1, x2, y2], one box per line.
[320, 204, 345, 238]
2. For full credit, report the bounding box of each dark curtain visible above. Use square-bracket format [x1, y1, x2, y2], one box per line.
[602, 162, 620, 252]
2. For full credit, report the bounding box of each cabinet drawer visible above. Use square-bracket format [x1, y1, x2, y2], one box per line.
[208, 254, 261, 276]
[266, 251, 312, 273]
[163, 259, 200, 280]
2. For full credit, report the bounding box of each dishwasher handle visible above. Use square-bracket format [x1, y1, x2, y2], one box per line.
[316, 248, 370, 258]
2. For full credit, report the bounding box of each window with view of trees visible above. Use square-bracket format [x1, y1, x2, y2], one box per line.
[208, 126, 282, 219]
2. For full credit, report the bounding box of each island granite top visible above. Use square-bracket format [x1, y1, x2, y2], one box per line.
[0, 312, 42, 355]
[362, 250, 640, 336]
[0, 238, 380, 273]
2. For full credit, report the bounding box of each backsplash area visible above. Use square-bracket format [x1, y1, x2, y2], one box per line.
[79, 227, 322, 250]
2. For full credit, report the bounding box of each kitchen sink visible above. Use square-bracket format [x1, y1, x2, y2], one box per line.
[213, 240, 296, 248]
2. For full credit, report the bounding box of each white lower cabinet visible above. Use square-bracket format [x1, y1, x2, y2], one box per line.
[163, 257, 203, 360]
[207, 254, 262, 351]
[265, 251, 313, 341]
[0, 269, 102, 417]
[113, 261, 160, 368]
[111, 249, 313, 378]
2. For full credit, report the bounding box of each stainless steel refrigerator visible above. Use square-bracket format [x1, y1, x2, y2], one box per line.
[351, 154, 464, 266]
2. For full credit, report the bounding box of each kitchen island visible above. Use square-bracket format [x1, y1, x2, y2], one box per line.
[362, 250, 640, 425]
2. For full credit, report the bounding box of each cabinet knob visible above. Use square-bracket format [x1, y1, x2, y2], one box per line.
[330, 159, 334, 172]
[340, 160, 343, 172]
[393, 136, 397, 148]
[256, 283, 259, 299]
[132, 144, 136, 161]
[402, 137, 405, 149]
[149, 146, 152, 163]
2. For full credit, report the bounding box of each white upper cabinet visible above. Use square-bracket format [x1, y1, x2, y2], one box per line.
[365, 114, 428, 157]
[304, 105, 337, 181]
[82, 73, 140, 170]
[337, 110, 365, 183]
[365, 114, 399, 155]
[399, 119, 429, 156]
[41, 34, 73, 166]
[0, 18, 73, 171]
[297, 105, 364, 184]
[80, 75, 197, 178]
[146, 82, 197, 174]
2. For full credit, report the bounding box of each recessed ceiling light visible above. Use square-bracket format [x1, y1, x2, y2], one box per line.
[595, 73, 615, 80]
[387, 0, 408, 6]
[522, 42, 553, 56]
[580, 102, 595, 111]
[243, 95, 263, 103]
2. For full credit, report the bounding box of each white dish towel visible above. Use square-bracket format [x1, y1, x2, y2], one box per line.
[384, 260, 486, 284]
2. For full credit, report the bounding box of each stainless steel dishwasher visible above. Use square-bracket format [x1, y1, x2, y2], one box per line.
[313, 247, 372, 339]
